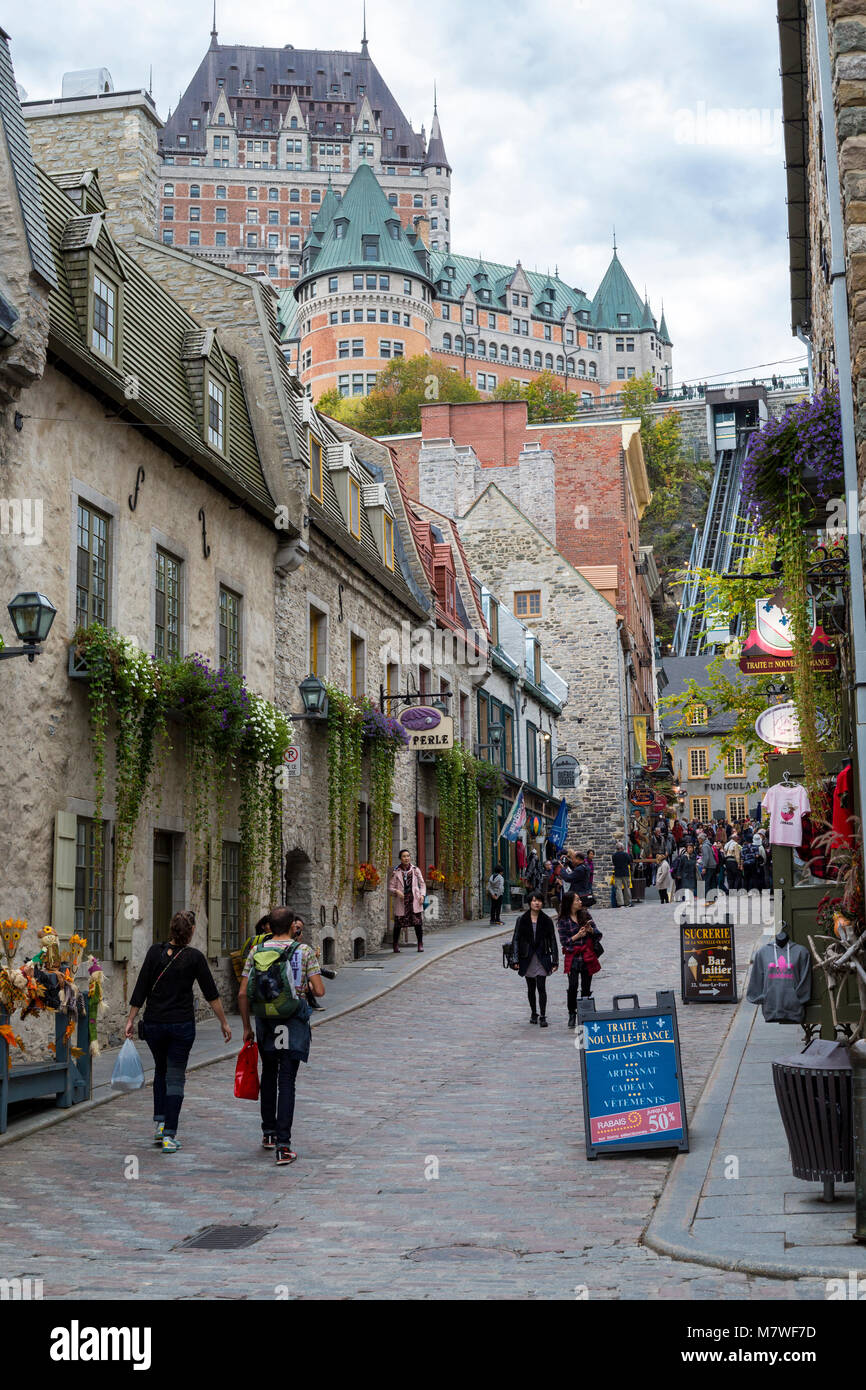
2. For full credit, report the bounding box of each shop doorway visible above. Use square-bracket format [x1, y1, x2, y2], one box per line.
[284, 847, 312, 930]
[153, 831, 179, 944]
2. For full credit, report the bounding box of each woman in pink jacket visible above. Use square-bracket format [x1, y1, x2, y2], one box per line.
[388, 849, 427, 953]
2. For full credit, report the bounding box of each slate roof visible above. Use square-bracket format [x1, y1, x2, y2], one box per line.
[297, 160, 432, 283]
[429, 251, 594, 321]
[36, 165, 275, 516]
[0, 28, 57, 289]
[161, 40, 426, 161]
[659, 656, 744, 736]
[424, 110, 450, 171]
[591, 249, 647, 331]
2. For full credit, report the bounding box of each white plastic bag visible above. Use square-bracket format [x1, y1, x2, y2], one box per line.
[111, 1038, 145, 1091]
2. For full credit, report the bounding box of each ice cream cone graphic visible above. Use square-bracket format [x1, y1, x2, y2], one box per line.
[687, 955, 699, 983]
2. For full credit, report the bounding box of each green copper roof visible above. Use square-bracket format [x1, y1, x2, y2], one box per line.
[591, 250, 648, 331]
[429, 250, 594, 321]
[297, 161, 432, 284]
[658, 305, 672, 343]
[304, 180, 341, 252]
[640, 296, 656, 331]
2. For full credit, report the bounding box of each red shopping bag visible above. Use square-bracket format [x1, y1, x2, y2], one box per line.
[234, 1039, 260, 1100]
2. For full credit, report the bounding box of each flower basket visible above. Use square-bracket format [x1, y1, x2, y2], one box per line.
[355, 862, 381, 893]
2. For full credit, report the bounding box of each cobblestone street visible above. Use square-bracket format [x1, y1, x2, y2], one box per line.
[0, 901, 834, 1300]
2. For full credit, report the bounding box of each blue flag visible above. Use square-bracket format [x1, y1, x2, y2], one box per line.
[548, 799, 568, 852]
[500, 786, 527, 843]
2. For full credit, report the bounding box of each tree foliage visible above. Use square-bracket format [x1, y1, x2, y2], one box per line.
[491, 369, 580, 422]
[316, 356, 480, 434]
[620, 371, 685, 497]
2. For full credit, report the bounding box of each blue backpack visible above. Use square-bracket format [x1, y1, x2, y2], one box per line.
[742, 841, 757, 867]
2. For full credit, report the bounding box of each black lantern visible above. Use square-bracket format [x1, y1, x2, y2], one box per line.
[488, 722, 503, 751]
[764, 678, 790, 707]
[297, 673, 328, 718]
[430, 694, 449, 715]
[1, 591, 56, 664]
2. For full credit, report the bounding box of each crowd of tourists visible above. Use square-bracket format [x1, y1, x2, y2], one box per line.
[635, 814, 772, 901]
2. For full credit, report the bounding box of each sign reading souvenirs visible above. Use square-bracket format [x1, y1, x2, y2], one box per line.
[680, 920, 737, 1004]
[397, 706, 454, 751]
[552, 754, 582, 789]
[739, 597, 837, 674]
[576, 991, 689, 1159]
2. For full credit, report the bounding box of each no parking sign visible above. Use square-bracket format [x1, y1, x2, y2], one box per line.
[283, 745, 301, 778]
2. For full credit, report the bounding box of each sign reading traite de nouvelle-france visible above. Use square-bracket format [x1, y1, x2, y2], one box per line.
[576, 991, 689, 1159]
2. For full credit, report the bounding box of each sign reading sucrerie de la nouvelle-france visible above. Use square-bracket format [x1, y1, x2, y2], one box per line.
[576, 991, 689, 1159]
[680, 920, 737, 1004]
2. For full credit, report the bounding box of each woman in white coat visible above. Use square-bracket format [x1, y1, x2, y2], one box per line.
[655, 855, 673, 904]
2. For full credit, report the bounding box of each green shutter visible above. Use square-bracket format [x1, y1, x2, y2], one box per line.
[52, 811, 77, 939]
[112, 835, 136, 962]
[207, 841, 223, 958]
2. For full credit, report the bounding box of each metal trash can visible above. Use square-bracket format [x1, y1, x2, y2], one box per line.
[631, 872, 646, 903]
[771, 1039, 853, 1201]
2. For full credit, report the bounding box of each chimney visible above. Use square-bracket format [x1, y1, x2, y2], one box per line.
[412, 213, 430, 249]
[23, 87, 162, 247]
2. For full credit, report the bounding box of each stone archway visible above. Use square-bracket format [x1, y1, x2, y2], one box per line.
[284, 847, 313, 934]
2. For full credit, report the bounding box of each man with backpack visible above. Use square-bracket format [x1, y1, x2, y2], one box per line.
[238, 906, 324, 1166]
[741, 830, 760, 893]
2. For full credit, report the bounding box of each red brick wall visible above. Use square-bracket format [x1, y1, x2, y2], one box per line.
[389, 400, 655, 716]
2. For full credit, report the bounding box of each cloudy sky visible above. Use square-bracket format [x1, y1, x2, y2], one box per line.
[9, 0, 805, 387]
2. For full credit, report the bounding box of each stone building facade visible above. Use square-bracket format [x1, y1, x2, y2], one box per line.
[660, 658, 766, 825]
[457, 483, 629, 881]
[0, 45, 493, 1052]
[385, 397, 657, 720]
[0, 74, 285, 1042]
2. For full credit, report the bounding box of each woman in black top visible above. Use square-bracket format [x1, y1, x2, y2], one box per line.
[125, 910, 231, 1152]
[510, 892, 558, 1027]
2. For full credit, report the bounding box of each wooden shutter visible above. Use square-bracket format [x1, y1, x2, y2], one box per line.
[207, 841, 223, 958]
[52, 811, 77, 939]
[112, 832, 136, 962]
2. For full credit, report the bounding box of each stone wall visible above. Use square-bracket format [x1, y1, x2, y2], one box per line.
[458, 485, 627, 888]
[24, 96, 162, 249]
[0, 363, 279, 1047]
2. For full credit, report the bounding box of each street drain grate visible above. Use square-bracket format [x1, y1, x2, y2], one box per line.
[175, 1225, 274, 1251]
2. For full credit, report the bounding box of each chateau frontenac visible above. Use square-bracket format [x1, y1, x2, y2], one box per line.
[156, 22, 673, 403]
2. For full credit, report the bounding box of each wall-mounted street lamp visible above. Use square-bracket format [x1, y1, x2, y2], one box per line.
[294, 673, 329, 720]
[476, 721, 504, 758]
[764, 679, 790, 707]
[0, 592, 56, 664]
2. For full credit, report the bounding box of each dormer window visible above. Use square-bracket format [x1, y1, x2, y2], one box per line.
[290, 116, 298, 128]
[363, 235, 380, 261]
[363, 119, 370, 131]
[309, 434, 324, 502]
[207, 377, 226, 452]
[334, 218, 347, 240]
[383, 514, 394, 570]
[348, 477, 361, 539]
[91, 271, 117, 361]
[617, 313, 631, 327]
[218, 113, 226, 125]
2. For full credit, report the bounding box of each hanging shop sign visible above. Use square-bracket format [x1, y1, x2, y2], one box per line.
[629, 782, 655, 806]
[739, 598, 836, 674]
[552, 754, 582, 789]
[576, 990, 689, 1158]
[755, 701, 801, 750]
[398, 706, 454, 751]
[645, 740, 663, 771]
[680, 921, 737, 1004]
[653, 795, 668, 812]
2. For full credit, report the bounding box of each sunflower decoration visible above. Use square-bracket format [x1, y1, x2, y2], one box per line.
[0, 918, 26, 970]
[68, 932, 88, 973]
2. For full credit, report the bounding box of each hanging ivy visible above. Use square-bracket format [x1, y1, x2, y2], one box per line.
[778, 486, 826, 809]
[436, 743, 481, 889]
[324, 683, 364, 895]
[361, 702, 410, 872]
[72, 626, 292, 926]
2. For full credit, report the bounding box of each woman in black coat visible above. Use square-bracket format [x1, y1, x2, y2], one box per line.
[511, 891, 559, 1027]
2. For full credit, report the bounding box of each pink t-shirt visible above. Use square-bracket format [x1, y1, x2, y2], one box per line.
[762, 783, 810, 847]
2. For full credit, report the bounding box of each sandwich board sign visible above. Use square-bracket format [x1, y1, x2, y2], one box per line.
[576, 991, 689, 1159]
[680, 918, 737, 1004]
